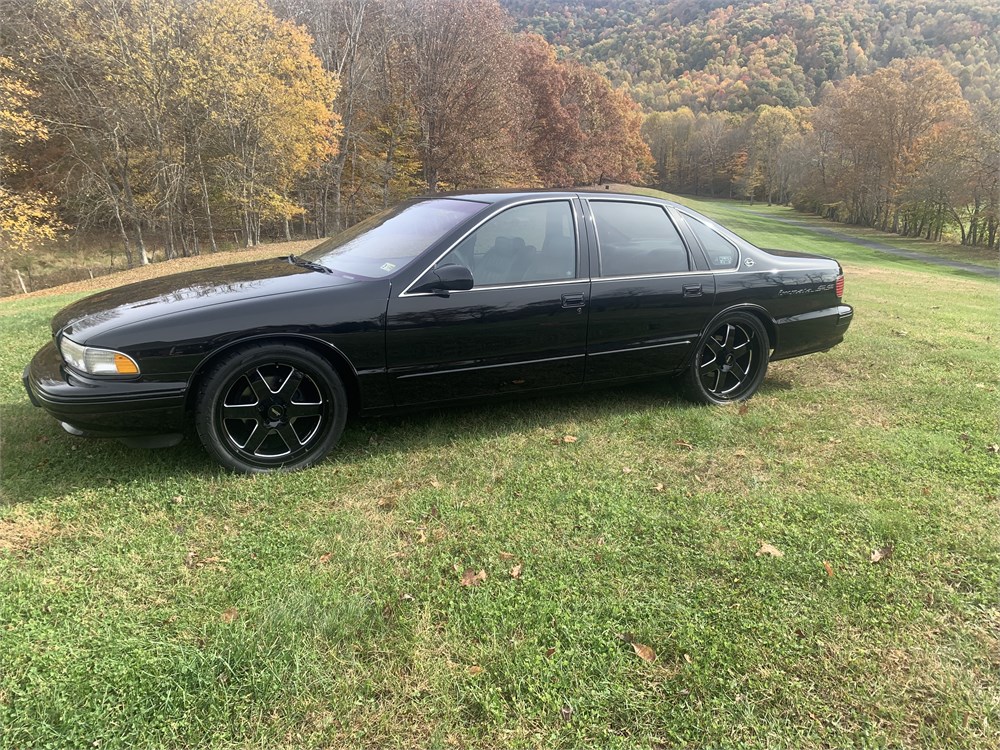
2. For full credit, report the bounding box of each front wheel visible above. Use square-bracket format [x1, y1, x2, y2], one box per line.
[685, 313, 770, 404]
[195, 343, 348, 473]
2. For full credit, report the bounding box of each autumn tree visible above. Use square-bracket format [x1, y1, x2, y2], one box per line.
[399, 0, 530, 191]
[811, 58, 967, 230]
[14, 0, 338, 263]
[0, 56, 61, 284]
[746, 105, 801, 205]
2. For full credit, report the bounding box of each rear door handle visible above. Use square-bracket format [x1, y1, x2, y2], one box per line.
[683, 284, 703, 298]
[561, 293, 586, 308]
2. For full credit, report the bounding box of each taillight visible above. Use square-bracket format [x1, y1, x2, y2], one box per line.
[835, 274, 844, 298]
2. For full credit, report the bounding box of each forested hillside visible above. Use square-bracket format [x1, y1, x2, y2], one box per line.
[504, 0, 1000, 110]
[506, 0, 1000, 250]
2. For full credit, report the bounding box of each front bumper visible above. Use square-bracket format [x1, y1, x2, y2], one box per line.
[23, 341, 188, 440]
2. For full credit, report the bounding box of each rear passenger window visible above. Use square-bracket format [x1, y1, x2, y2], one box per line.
[686, 216, 739, 270]
[591, 202, 690, 277]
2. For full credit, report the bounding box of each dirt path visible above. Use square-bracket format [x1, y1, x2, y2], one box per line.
[740, 209, 998, 277]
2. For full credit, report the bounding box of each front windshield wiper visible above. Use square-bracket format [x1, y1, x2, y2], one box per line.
[286, 254, 333, 274]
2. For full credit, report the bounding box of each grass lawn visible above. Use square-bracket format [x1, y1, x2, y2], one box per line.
[1, 191, 998, 749]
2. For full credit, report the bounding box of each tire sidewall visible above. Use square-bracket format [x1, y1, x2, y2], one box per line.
[196, 343, 348, 473]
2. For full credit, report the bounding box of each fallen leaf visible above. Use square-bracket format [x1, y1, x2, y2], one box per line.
[220, 607, 238, 623]
[183, 550, 198, 569]
[987, 444, 999, 455]
[622, 466, 633, 474]
[561, 435, 578, 444]
[430, 478, 443, 489]
[738, 403, 750, 416]
[399, 593, 414, 601]
[460, 568, 487, 587]
[560, 704, 574, 722]
[510, 564, 522, 579]
[756, 542, 784, 558]
[499, 551, 515, 561]
[652, 483, 664, 492]
[467, 665, 483, 676]
[823, 561, 834, 577]
[959, 432, 971, 443]
[544, 647, 556, 658]
[921, 486, 931, 496]
[318, 552, 333, 564]
[871, 544, 894, 564]
[683, 653, 692, 664]
[674, 440, 694, 450]
[631, 641, 657, 663]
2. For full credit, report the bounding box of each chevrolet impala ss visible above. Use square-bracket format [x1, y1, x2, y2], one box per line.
[24, 191, 853, 472]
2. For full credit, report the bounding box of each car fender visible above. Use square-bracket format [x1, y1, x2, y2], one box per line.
[184, 333, 362, 414]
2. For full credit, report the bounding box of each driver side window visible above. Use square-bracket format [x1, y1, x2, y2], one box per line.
[437, 201, 577, 287]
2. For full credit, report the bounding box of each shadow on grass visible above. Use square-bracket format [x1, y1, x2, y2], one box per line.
[2, 377, 702, 504]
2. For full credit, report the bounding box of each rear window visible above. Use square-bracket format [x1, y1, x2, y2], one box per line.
[684, 215, 740, 270]
[304, 199, 487, 278]
[590, 201, 690, 276]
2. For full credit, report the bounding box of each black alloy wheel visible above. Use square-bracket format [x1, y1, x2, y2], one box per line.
[196, 343, 347, 472]
[686, 312, 770, 404]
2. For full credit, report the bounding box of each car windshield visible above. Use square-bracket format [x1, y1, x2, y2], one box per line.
[302, 198, 488, 278]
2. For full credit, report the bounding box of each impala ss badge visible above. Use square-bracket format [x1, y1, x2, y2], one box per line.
[744, 258, 755, 267]
[778, 282, 836, 296]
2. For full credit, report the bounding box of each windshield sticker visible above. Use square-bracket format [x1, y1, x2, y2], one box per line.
[380, 262, 397, 272]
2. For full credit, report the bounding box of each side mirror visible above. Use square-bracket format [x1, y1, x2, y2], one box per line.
[411, 264, 474, 296]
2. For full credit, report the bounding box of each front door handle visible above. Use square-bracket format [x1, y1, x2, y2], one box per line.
[683, 284, 703, 298]
[561, 293, 586, 308]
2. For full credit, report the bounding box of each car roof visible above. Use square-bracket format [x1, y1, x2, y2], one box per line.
[432, 188, 686, 212]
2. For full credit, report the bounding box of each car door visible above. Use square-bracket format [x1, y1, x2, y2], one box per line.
[583, 198, 717, 383]
[385, 198, 590, 406]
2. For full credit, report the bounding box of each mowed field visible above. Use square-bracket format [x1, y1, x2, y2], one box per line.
[1, 194, 998, 749]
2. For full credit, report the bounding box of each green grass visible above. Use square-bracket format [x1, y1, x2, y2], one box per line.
[633, 188, 999, 272]
[1, 194, 998, 749]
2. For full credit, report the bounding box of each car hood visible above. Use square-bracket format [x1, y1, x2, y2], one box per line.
[53, 257, 354, 341]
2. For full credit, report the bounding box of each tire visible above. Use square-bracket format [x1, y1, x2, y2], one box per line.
[195, 342, 348, 473]
[685, 312, 770, 405]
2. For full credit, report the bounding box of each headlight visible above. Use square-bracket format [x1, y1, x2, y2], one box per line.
[59, 336, 140, 376]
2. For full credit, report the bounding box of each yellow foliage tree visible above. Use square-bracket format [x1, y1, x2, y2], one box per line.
[0, 57, 61, 281]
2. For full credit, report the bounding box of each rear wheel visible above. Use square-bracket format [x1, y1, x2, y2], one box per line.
[195, 343, 347, 472]
[685, 313, 769, 404]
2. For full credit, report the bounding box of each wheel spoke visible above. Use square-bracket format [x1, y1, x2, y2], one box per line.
[222, 403, 260, 420]
[276, 369, 305, 400]
[730, 358, 748, 380]
[287, 401, 323, 419]
[711, 368, 723, 392]
[721, 324, 735, 350]
[246, 368, 276, 401]
[243, 423, 271, 454]
[704, 336, 723, 359]
[277, 424, 303, 450]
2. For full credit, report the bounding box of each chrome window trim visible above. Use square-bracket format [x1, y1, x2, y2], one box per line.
[584, 197, 695, 278]
[399, 197, 581, 298]
[591, 267, 739, 283]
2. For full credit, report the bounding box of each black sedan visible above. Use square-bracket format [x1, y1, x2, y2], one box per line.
[24, 191, 853, 472]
